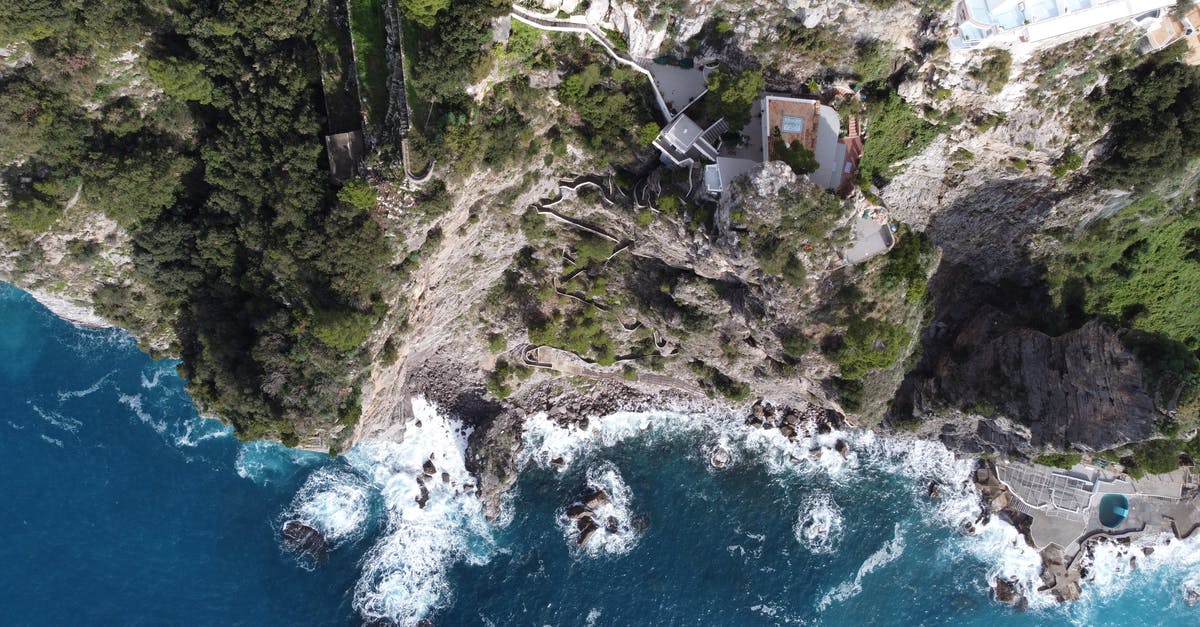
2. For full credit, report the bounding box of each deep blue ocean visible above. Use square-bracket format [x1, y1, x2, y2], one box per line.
[3, 281, 1199, 626]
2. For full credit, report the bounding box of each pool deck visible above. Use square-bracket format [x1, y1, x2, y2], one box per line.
[995, 461, 1196, 557]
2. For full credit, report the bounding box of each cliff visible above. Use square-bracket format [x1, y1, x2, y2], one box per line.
[911, 307, 1157, 451]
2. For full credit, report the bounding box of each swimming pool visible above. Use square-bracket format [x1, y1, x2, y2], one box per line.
[1099, 494, 1131, 528]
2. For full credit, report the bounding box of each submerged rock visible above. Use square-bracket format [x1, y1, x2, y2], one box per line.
[835, 440, 848, 459]
[281, 520, 328, 560]
[710, 446, 731, 469]
[605, 515, 619, 534]
[928, 482, 941, 500]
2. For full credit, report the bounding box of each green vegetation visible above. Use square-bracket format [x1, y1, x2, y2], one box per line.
[858, 93, 938, 186]
[1050, 183, 1200, 427]
[688, 360, 751, 401]
[760, 19, 849, 68]
[2, 0, 392, 443]
[1052, 148, 1084, 178]
[486, 358, 532, 399]
[831, 317, 912, 380]
[348, 0, 390, 128]
[880, 227, 935, 302]
[968, 49, 1012, 94]
[1033, 452, 1082, 469]
[772, 133, 819, 175]
[704, 69, 764, 131]
[1112, 437, 1200, 477]
[338, 178, 379, 211]
[1095, 48, 1200, 187]
[146, 58, 215, 105]
[853, 39, 897, 86]
[557, 61, 654, 156]
[636, 121, 661, 146]
[402, 0, 450, 27]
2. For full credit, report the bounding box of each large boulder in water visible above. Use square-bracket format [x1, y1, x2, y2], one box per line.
[583, 487, 609, 509]
[577, 517, 600, 545]
[281, 520, 328, 559]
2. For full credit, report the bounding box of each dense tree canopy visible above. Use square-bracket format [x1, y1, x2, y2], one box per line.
[1097, 49, 1200, 186]
[1, 0, 391, 445]
[704, 69, 764, 131]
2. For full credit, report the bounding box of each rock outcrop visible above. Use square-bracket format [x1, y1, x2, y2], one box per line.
[917, 307, 1156, 450]
[281, 520, 329, 560]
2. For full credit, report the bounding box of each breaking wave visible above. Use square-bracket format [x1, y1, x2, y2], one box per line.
[558, 461, 641, 556]
[343, 398, 494, 626]
[793, 493, 845, 555]
[282, 466, 375, 551]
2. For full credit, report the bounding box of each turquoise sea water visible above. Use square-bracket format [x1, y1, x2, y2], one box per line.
[2, 282, 1199, 626]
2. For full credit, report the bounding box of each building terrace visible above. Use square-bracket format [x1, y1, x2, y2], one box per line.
[951, 0, 1178, 48]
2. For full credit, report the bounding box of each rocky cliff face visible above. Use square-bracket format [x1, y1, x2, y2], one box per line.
[905, 305, 1157, 451]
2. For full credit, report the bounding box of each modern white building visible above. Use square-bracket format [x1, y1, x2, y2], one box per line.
[652, 114, 723, 167]
[950, 0, 1178, 49]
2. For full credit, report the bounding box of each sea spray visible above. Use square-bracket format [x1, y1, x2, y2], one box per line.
[794, 493, 846, 555]
[282, 467, 376, 551]
[515, 403, 1080, 610]
[344, 398, 494, 625]
[559, 461, 642, 556]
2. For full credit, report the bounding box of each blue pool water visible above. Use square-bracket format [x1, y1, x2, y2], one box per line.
[1099, 494, 1131, 528]
[3, 282, 1199, 626]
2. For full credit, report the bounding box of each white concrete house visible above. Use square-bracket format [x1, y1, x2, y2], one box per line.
[950, 0, 1177, 49]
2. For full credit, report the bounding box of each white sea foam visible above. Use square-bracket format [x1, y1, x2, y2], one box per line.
[519, 404, 1166, 612]
[1069, 531, 1200, 616]
[40, 434, 63, 447]
[343, 398, 493, 626]
[56, 371, 113, 401]
[140, 367, 165, 389]
[283, 466, 374, 550]
[818, 523, 907, 610]
[793, 493, 845, 555]
[559, 461, 641, 556]
[173, 417, 232, 448]
[235, 440, 326, 485]
[30, 403, 82, 434]
[117, 393, 167, 433]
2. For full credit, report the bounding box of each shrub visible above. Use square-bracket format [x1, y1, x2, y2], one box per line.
[1033, 452, 1082, 469]
[310, 309, 376, 351]
[338, 178, 378, 211]
[704, 68, 765, 131]
[858, 93, 938, 186]
[636, 121, 661, 145]
[1096, 52, 1200, 187]
[832, 316, 911, 380]
[968, 49, 1012, 94]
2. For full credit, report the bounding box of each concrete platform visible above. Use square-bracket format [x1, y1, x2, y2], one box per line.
[996, 460, 1191, 553]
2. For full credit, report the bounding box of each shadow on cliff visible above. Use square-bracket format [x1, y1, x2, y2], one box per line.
[886, 177, 1162, 452]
